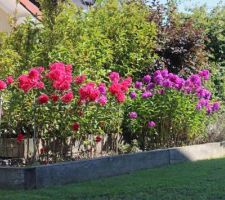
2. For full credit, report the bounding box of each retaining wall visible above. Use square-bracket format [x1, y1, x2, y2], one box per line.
[0, 142, 225, 189]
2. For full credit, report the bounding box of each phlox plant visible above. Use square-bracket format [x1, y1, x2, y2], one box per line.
[0, 62, 132, 162]
[124, 69, 220, 150]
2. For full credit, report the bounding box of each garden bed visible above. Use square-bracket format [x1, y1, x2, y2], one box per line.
[0, 141, 225, 190]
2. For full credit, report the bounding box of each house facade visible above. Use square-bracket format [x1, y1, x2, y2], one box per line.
[0, 0, 40, 32]
[0, 0, 95, 32]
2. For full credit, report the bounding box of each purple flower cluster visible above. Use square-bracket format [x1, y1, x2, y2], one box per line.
[129, 91, 137, 99]
[148, 121, 156, 128]
[199, 70, 210, 80]
[143, 75, 151, 83]
[98, 83, 106, 95]
[142, 91, 152, 99]
[129, 112, 138, 119]
[129, 69, 220, 114]
[135, 81, 142, 89]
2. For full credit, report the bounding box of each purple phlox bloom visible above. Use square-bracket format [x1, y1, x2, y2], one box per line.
[154, 75, 164, 85]
[173, 76, 184, 86]
[196, 99, 209, 110]
[174, 83, 184, 90]
[197, 88, 211, 100]
[146, 82, 155, 90]
[199, 98, 209, 106]
[135, 81, 143, 89]
[98, 83, 106, 95]
[184, 80, 191, 87]
[162, 79, 173, 88]
[142, 91, 153, 99]
[168, 73, 179, 84]
[188, 74, 202, 87]
[143, 75, 151, 84]
[206, 104, 213, 115]
[148, 121, 156, 128]
[153, 70, 164, 85]
[212, 102, 220, 112]
[183, 80, 194, 93]
[129, 91, 137, 99]
[199, 70, 210, 80]
[154, 70, 161, 77]
[183, 87, 192, 94]
[129, 112, 138, 119]
[195, 103, 202, 110]
[161, 69, 169, 78]
[175, 78, 185, 90]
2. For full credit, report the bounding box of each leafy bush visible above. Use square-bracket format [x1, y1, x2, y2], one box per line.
[147, 1, 208, 75]
[123, 69, 219, 150]
[188, 5, 225, 66]
[3, 0, 157, 78]
[186, 5, 225, 100]
[0, 33, 21, 78]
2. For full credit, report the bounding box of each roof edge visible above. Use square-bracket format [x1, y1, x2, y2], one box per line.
[19, 0, 42, 20]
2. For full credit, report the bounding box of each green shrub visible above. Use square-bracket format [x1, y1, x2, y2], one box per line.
[123, 69, 219, 150]
[3, 0, 157, 79]
[0, 33, 21, 78]
[189, 5, 225, 66]
[186, 5, 225, 100]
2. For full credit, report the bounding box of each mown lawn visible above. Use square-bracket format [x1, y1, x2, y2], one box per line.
[1, 158, 225, 200]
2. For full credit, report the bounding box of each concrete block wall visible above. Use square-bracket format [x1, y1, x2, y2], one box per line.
[0, 168, 25, 189]
[0, 142, 225, 189]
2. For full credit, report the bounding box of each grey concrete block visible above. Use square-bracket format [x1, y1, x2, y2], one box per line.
[35, 149, 170, 188]
[0, 167, 24, 189]
[169, 142, 225, 164]
[24, 167, 36, 189]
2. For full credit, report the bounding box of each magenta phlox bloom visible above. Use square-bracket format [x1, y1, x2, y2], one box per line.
[199, 70, 210, 80]
[135, 81, 143, 89]
[212, 102, 220, 112]
[142, 91, 153, 99]
[143, 75, 151, 84]
[146, 82, 155, 90]
[148, 121, 156, 128]
[129, 112, 138, 119]
[130, 91, 137, 99]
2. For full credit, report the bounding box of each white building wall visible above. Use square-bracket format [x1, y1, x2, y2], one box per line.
[0, 8, 11, 32]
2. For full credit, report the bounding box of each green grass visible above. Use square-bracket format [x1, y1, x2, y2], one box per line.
[1, 158, 225, 200]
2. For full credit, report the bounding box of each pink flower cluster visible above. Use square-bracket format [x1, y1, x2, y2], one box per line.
[0, 80, 7, 90]
[18, 67, 44, 93]
[38, 93, 49, 104]
[74, 75, 86, 85]
[0, 76, 14, 90]
[46, 62, 73, 91]
[78, 82, 108, 106]
[42, 63, 75, 104]
[109, 72, 132, 103]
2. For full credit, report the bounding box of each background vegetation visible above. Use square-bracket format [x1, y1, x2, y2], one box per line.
[0, 0, 224, 156]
